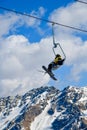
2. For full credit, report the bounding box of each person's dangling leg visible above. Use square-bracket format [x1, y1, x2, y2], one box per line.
[48, 63, 52, 73]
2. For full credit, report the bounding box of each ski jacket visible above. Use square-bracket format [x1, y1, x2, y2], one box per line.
[54, 56, 62, 64]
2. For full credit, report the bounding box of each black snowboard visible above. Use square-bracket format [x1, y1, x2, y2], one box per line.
[42, 66, 57, 81]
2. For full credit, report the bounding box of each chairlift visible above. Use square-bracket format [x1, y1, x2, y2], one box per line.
[52, 23, 66, 60]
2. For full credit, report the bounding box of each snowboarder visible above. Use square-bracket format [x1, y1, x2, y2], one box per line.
[48, 54, 65, 73]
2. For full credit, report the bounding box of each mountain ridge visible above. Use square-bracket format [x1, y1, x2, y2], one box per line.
[0, 86, 87, 130]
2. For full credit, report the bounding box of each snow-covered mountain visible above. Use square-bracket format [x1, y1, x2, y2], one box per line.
[0, 86, 87, 130]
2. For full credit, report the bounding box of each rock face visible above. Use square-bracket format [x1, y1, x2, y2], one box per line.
[0, 86, 87, 130]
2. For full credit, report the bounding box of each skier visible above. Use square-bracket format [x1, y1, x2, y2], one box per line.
[48, 54, 65, 73]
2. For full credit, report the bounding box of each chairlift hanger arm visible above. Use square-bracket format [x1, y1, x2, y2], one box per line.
[57, 43, 66, 60]
[52, 23, 55, 47]
[52, 23, 57, 56]
[52, 47, 56, 56]
[52, 24, 66, 59]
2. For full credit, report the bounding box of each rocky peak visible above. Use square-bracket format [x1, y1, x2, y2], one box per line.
[0, 86, 87, 130]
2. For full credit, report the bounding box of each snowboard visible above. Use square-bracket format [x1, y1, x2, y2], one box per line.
[42, 66, 57, 81]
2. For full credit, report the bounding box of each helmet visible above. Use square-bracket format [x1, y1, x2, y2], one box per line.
[56, 54, 61, 57]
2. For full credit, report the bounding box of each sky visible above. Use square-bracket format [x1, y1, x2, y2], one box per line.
[0, 0, 87, 97]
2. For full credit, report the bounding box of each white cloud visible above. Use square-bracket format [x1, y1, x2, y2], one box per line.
[0, 8, 48, 97]
[0, 7, 46, 38]
[49, 2, 87, 81]
[0, 34, 54, 96]
[0, 2, 87, 96]
[49, 2, 87, 30]
[39, 7, 46, 16]
[31, 6, 46, 17]
[0, 13, 20, 37]
[23, 7, 46, 28]
[52, 31, 87, 81]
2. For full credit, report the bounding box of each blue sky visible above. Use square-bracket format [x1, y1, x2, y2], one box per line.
[0, 0, 75, 42]
[0, 0, 87, 96]
[0, 0, 74, 12]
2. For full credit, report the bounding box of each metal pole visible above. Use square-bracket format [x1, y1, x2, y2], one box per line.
[52, 23, 57, 47]
[57, 43, 66, 59]
[52, 23, 57, 56]
[52, 24, 66, 59]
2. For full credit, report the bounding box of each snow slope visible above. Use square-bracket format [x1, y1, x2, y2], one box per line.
[30, 101, 62, 130]
[0, 86, 87, 130]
